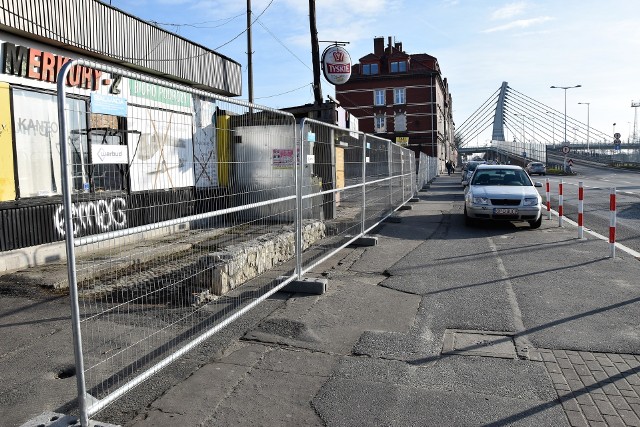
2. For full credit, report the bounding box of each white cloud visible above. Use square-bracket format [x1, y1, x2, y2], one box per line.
[491, 2, 528, 20]
[483, 16, 553, 33]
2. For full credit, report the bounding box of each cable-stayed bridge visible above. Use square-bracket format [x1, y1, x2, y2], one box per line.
[455, 82, 640, 166]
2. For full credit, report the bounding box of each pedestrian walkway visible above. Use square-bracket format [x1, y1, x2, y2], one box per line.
[6, 174, 640, 427]
[119, 175, 640, 427]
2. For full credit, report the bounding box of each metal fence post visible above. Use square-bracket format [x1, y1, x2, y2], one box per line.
[401, 149, 405, 203]
[361, 134, 367, 236]
[56, 59, 89, 427]
[295, 120, 304, 279]
[388, 141, 393, 208]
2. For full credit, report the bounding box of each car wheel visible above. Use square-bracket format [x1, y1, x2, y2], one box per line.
[529, 215, 542, 229]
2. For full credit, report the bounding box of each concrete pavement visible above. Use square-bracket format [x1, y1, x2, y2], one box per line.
[4, 174, 640, 426]
[126, 174, 640, 426]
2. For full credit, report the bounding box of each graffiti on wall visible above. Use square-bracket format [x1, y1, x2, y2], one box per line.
[54, 197, 127, 237]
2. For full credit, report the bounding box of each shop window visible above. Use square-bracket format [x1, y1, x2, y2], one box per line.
[390, 61, 407, 73]
[394, 88, 406, 105]
[127, 105, 194, 191]
[374, 89, 385, 106]
[84, 126, 129, 192]
[12, 88, 88, 197]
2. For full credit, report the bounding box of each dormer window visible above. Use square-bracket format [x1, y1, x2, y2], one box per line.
[362, 63, 379, 75]
[390, 61, 407, 73]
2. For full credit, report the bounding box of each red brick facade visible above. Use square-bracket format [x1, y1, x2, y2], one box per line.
[335, 36, 456, 166]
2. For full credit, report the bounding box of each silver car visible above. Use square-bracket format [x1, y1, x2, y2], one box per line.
[463, 165, 543, 229]
[526, 162, 547, 176]
[461, 160, 486, 186]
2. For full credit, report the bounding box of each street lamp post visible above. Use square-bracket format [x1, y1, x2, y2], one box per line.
[551, 84, 581, 171]
[578, 102, 590, 151]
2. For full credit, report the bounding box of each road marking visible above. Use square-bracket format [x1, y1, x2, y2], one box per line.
[546, 208, 640, 258]
[487, 236, 532, 359]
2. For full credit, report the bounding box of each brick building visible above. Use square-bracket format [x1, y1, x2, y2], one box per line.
[335, 36, 456, 170]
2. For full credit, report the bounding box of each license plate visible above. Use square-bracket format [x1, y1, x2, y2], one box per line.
[494, 208, 518, 215]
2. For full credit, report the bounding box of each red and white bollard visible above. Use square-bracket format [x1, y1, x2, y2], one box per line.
[545, 178, 551, 220]
[610, 188, 616, 258]
[578, 181, 584, 239]
[558, 180, 564, 227]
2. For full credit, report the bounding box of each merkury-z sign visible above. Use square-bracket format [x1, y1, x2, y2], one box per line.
[2, 42, 117, 92]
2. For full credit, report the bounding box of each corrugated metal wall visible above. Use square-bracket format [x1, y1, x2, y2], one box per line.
[0, 0, 242, 97]
[0, 188, 203, 251]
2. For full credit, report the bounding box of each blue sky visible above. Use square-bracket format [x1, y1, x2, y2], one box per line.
[109, 0, 640, 145]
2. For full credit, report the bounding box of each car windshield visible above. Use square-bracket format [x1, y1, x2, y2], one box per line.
[471, 169, 531, 186]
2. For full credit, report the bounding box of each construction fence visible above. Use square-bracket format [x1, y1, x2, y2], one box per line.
[55, 59, 425, 425]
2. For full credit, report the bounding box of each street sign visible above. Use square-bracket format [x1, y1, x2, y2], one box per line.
[561, 145, 570, 154]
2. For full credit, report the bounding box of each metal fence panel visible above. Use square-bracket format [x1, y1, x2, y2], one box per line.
[57, 60, 300, 424]
[57, 61, 418, 426]
[296, 119, 415, 276]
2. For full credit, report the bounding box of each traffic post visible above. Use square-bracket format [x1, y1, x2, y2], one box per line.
[610, 188, 617, 258]
[558, 179, 564, 227]
[545, 178, 551, 220]
[578, 181, 584, 239]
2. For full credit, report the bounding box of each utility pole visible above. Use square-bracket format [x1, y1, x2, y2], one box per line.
[247, 0, 254, 104]
[309, 0, 323, 105]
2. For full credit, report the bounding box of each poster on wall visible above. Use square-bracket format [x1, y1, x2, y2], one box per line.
[127, 105, 194, 192]
[272, 148, 295, 169]
[192, 97, 218, 187]
[12, 89, 61, 197]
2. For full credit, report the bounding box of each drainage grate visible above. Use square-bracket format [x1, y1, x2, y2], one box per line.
[441, 329, 517, 359]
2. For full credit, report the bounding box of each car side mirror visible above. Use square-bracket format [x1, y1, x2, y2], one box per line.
[462, 180, 469, 187]
[534, 182, 543, 187]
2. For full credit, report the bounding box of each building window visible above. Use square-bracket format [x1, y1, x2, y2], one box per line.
[374, 115, 386, 132]
[394, 112, 407, 132]
[374, 89, 385, 106]
[390, 61, 407, 73]
[394, 88, 406, 105]
[362, 63, 379, 75]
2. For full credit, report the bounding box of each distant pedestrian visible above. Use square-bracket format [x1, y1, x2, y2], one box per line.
[445, 160, 452, 175]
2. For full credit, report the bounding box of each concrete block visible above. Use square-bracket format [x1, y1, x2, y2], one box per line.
[350, 236, 378, 247]
[280, 277, 327, 295]
[409, 197, 419, 202]
[398, 205, 413, 210]
[19, 411, 120, 427]
[385, 215, 402, 223]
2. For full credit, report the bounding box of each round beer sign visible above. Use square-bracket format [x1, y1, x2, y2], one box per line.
[321, 45, 352, 85]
